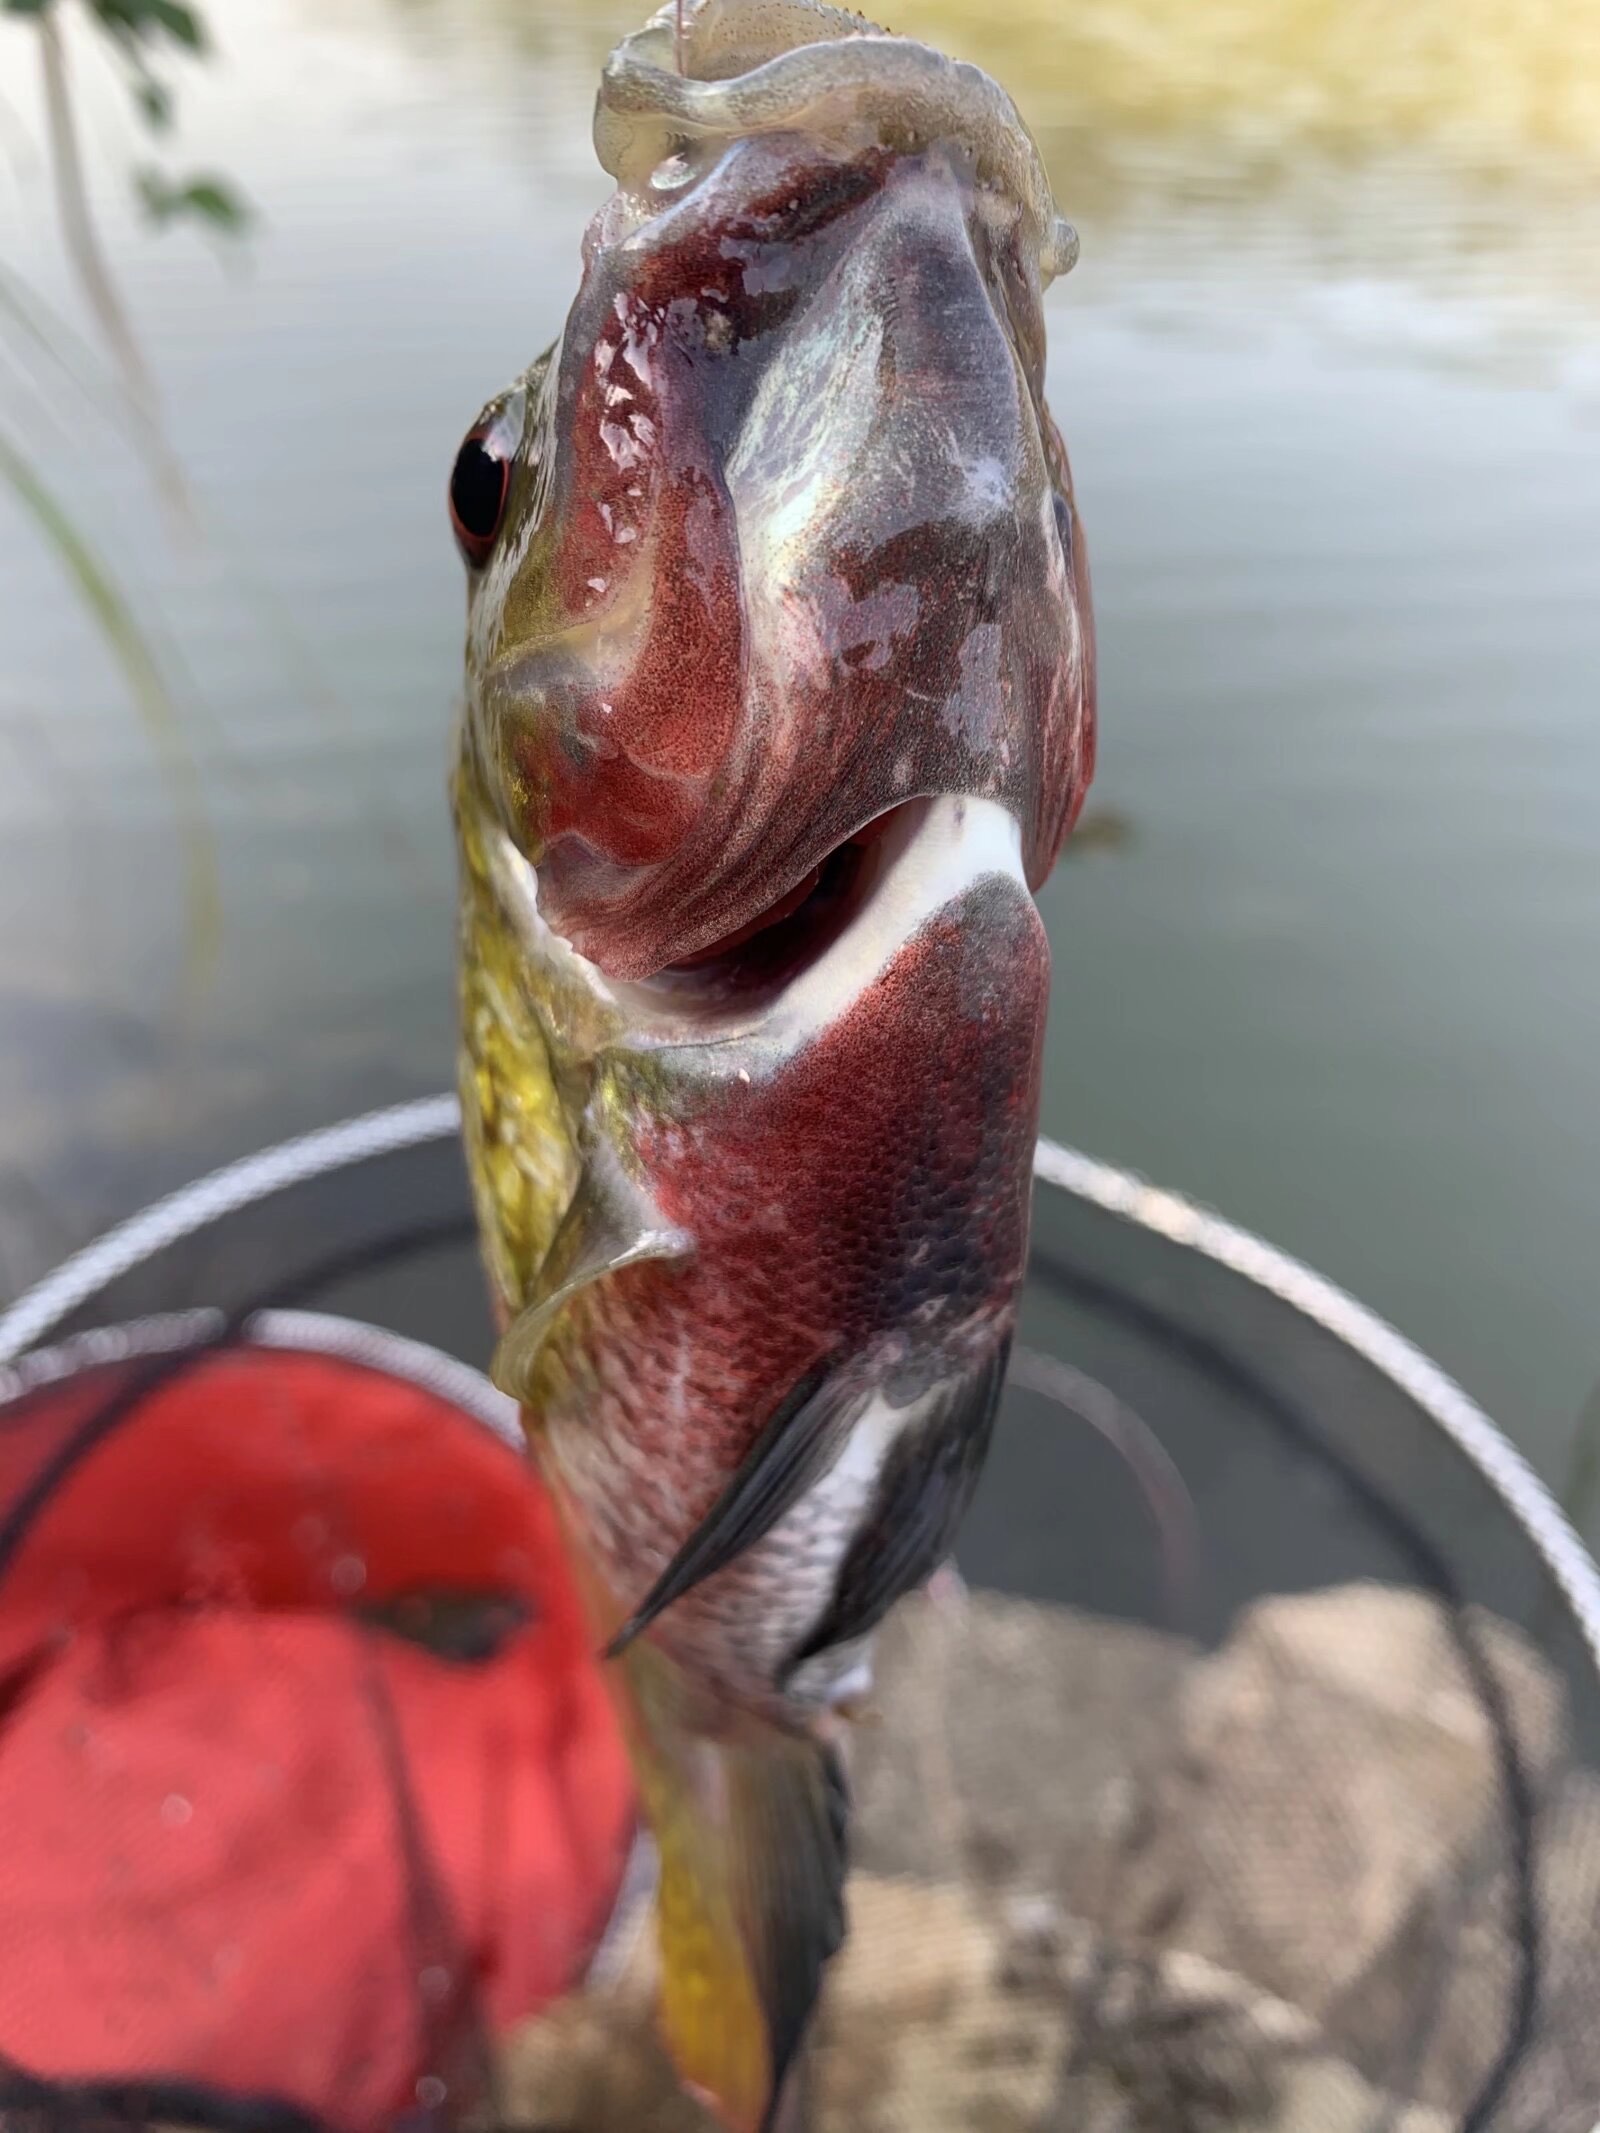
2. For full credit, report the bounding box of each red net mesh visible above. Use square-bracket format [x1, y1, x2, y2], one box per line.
[0, 1337, 636, 2133]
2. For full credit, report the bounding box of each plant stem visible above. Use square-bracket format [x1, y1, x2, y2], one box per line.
[36, 4, 192, 526]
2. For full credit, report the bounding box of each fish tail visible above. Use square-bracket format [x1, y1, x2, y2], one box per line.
[613, 1638, 849, 2133]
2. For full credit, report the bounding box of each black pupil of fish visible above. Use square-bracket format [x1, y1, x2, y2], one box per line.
[451, 433, 509, 556]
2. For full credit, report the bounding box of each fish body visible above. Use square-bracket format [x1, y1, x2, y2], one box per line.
[450, 2, 1094, 2123]
[462, 783, 1045, 1712]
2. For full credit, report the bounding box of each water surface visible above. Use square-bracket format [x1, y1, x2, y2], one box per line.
[1, 0, 1597, 1525]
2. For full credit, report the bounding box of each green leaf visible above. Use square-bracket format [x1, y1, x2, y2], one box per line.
[1, 1, 56, 19]
[87, 0, 206, 54]
[132, 73, 174, 131]
[135, 166, 251, 235]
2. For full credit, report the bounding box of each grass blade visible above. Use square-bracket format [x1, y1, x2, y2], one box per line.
[0, 422, 219, 992]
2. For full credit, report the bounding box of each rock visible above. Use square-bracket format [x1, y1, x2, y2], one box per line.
[1105, 1581, 1565, 2090]
[1375, 1765, 1600, 2129]
[495, 1581, 1579, 2131]
[852, 1588, 1194, 1898]
[811, 1876, 1073, 2133]
[497, 1863, 1455, 2133]
[1261, 2056, 1453, 2133]
[815, 1872, 1453, 2133]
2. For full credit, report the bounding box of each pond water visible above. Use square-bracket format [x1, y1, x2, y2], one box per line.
[1, 0, 1598, 1529]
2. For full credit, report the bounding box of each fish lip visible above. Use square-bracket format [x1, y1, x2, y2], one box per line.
[594, 24, 1078, 284]
[480, 584, 653, 735]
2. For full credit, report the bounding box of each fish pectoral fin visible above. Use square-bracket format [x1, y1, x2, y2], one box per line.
[492, 1138, 690, 1400]
[606, 1363, 865, 1660]
[783, 1336, 1010, 1678]
[618, 1639, 848, 2133]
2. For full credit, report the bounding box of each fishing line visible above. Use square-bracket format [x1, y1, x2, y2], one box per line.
[1006, 1344, 1204, 1632]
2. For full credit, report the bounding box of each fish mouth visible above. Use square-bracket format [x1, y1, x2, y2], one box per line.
[595, 2, 1078, 283]
[625, 792, 1033, 1033]
[642, 807, 909, 1003]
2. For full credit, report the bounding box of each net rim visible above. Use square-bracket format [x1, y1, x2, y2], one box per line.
[0, 1093, 1595, 1687]
[0, 1304, 523, 1451]
[1032, 1138, 1600, 1686]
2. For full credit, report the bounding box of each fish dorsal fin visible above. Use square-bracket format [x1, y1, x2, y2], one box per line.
[492, 1137, 691, 1400]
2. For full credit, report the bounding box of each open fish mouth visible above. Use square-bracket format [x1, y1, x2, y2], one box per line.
[624, 794, 1035, 1041]
[650, 807, 905, 993]
[596, 0, 1078, 284]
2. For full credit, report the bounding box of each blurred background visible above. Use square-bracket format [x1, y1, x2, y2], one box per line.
[1, 0, 1598, 1533]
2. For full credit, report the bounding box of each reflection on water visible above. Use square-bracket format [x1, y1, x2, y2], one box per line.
[1, 0, 1598, 1526]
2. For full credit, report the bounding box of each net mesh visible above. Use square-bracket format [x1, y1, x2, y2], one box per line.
[0, 1115, 1595, 2133]
[0, 1328, 635, 2133]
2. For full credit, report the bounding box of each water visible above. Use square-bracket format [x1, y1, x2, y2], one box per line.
[1, 0, 1598, 1526]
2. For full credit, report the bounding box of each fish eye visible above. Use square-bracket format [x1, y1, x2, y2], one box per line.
[449, 419, 513, 569]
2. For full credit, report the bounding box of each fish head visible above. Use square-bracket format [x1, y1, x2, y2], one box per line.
[451, 0, 1095, 983]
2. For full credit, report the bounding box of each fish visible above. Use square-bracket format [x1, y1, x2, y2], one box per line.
[448, 2, 1095, 2125]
